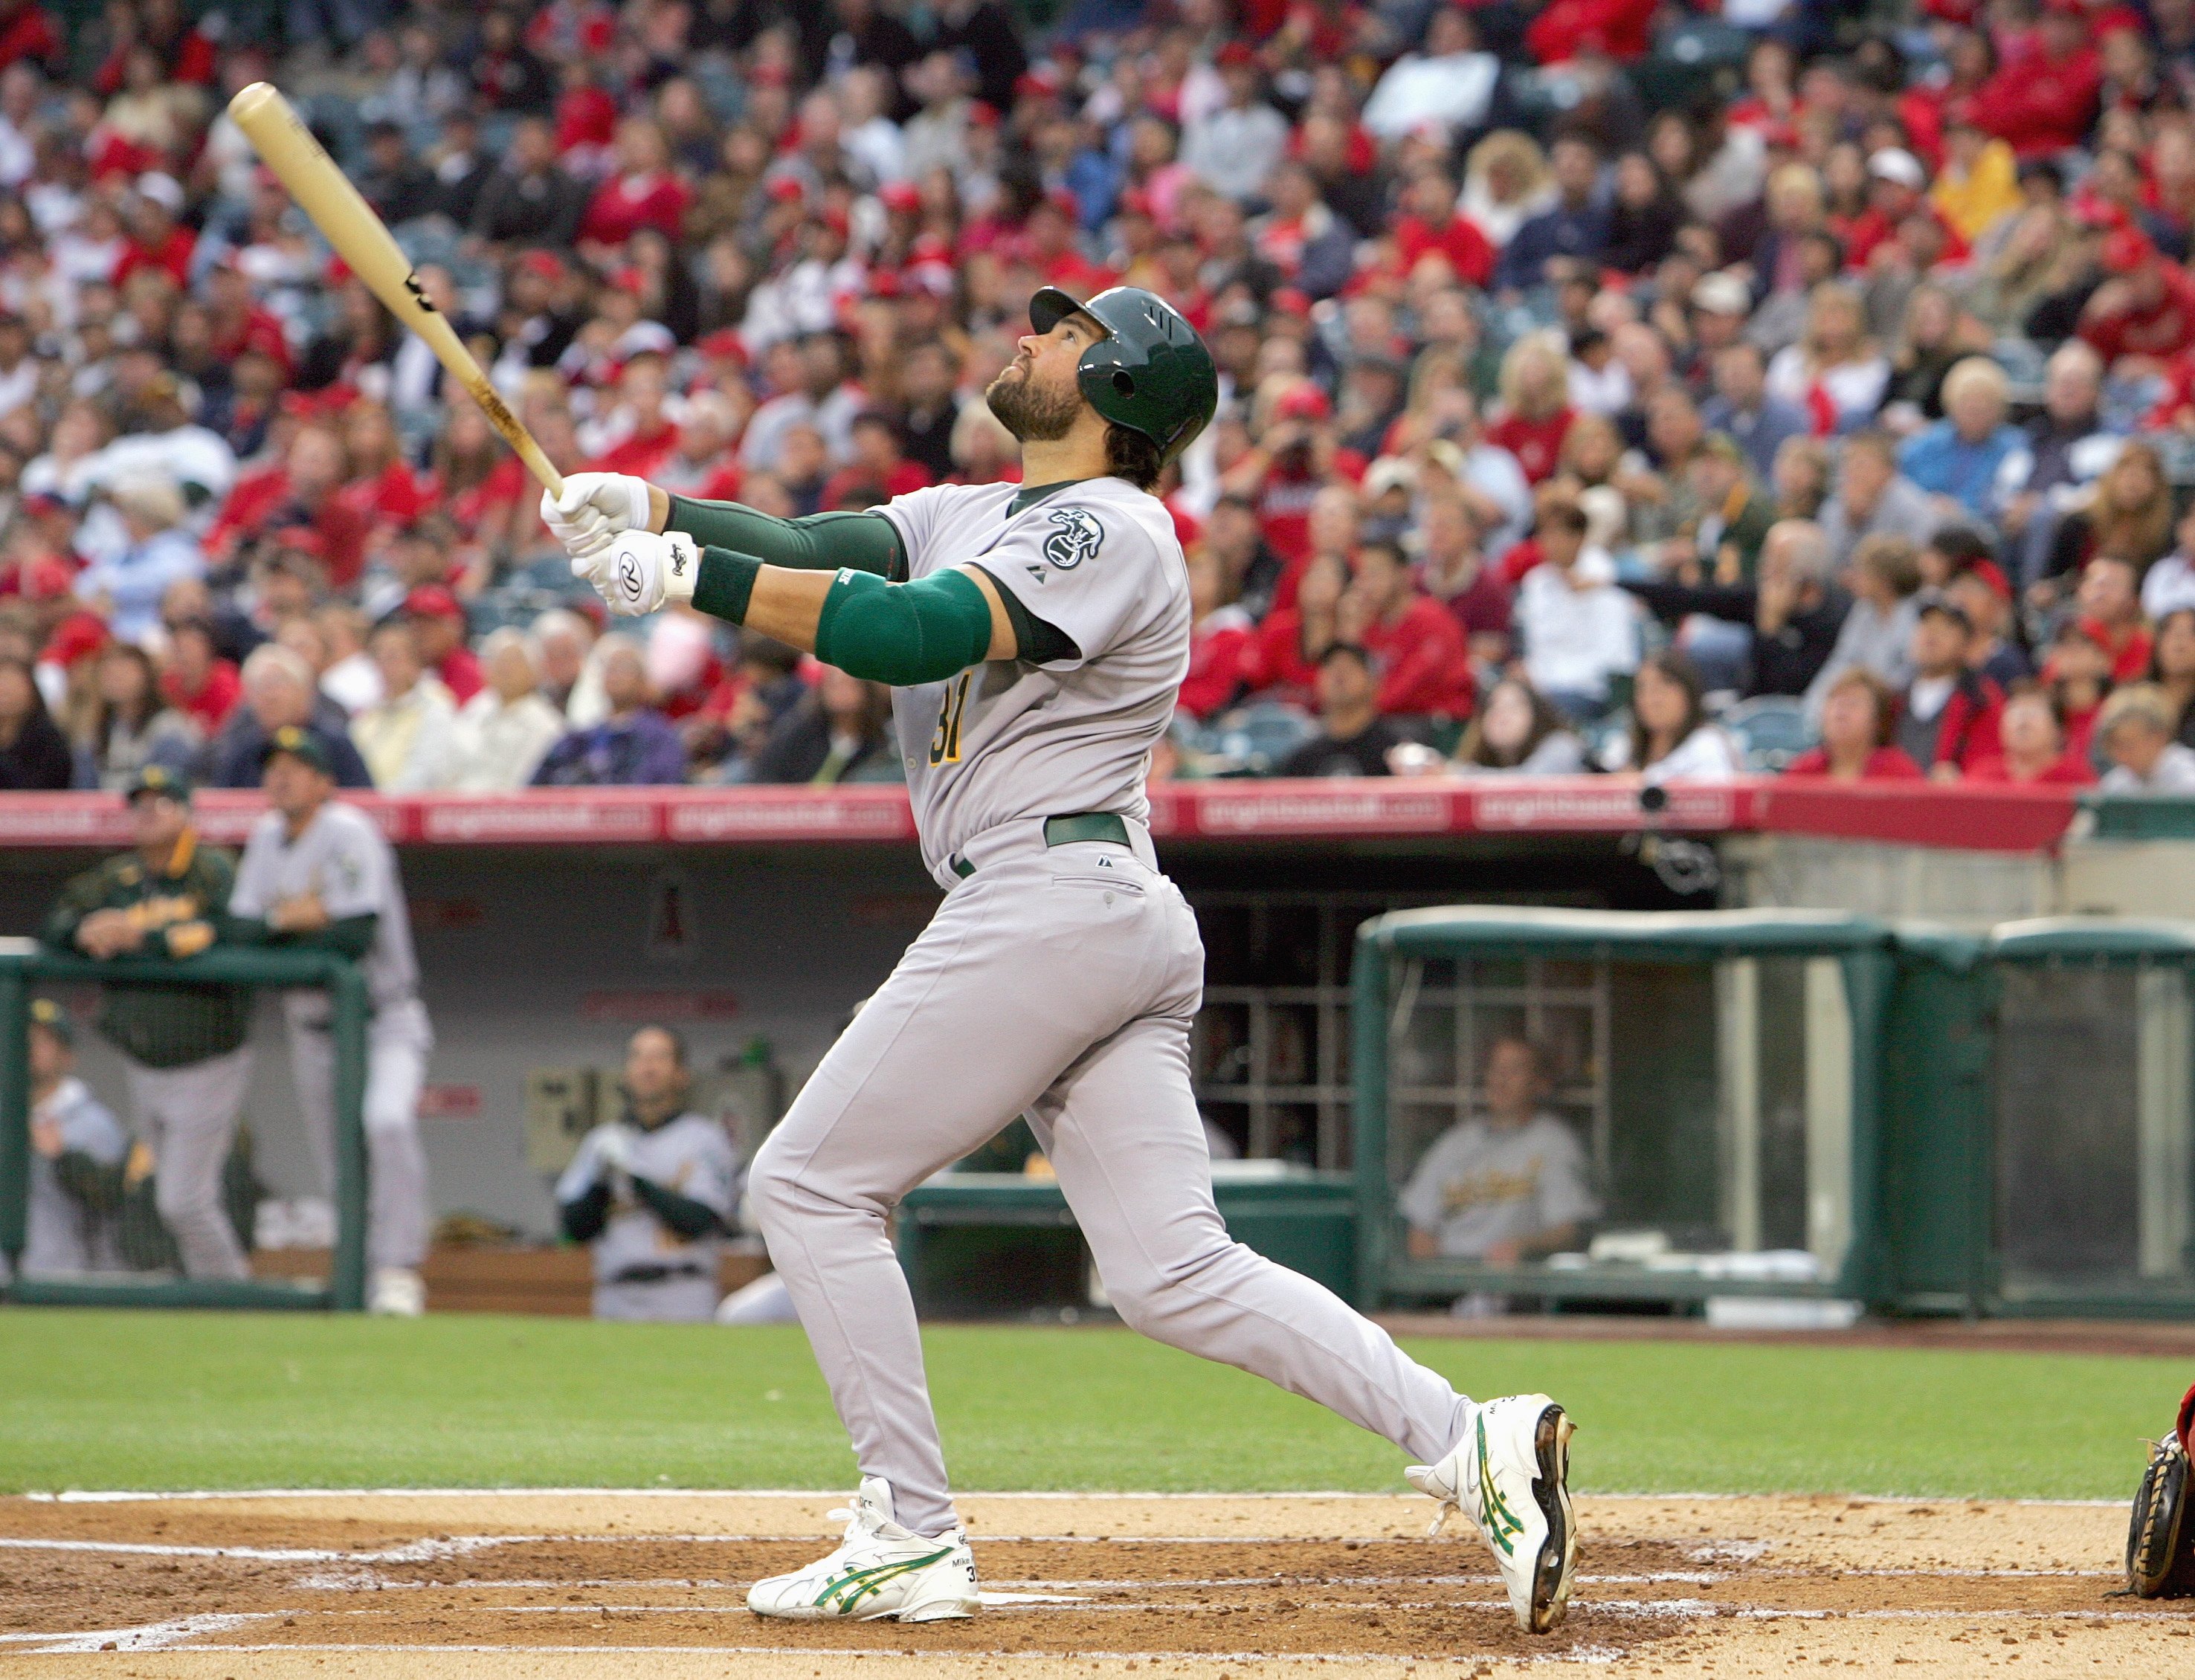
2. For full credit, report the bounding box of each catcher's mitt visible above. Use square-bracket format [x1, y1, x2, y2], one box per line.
[2126, 1382, 2195, 1598]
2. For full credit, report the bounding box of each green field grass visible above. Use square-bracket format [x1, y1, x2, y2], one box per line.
[0, 1311, 2181, 1500]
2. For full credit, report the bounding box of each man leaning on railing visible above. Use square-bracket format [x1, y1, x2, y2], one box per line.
[38, 766, 254, 1282]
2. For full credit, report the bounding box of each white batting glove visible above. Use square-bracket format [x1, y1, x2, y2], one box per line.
[590, 529, 700, 616]
[543, 472, 654, 561]
[591, 1123, 638, 1176]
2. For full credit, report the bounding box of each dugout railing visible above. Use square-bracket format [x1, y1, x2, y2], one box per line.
[1350, 908, 1898, 1316]
[0, 940, 370, 1311]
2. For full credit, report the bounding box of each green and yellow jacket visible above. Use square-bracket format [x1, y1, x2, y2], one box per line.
[40, 830, 251, 1069]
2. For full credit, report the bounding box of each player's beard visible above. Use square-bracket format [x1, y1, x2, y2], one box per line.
[985, 361, 1082, 442]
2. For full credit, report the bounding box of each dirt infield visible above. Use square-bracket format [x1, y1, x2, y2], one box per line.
[0, 1490, 2185, 1678]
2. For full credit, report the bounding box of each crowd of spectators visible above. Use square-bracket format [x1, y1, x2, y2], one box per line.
[8, 0, 2195, 798]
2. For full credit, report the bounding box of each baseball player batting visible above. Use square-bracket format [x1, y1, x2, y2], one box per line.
[544, 287, 1578, 1634]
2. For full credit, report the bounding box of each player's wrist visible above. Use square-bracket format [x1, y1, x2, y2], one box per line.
[661, 532, 699, 606]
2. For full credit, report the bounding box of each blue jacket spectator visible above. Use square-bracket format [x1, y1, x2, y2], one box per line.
[1700, 337, 1813, 486]
[1896, 358, 2023, 520]
[532, 637, 689, 786]
[74, 482, 204, 645]
[204, 646, 373, 790]
[1495, 136, 1608, 291]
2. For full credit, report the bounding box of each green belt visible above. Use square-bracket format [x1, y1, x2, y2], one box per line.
[950, 812, 1130, 879]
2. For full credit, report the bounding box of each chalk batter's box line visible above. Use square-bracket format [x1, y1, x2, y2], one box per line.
[16, 1487, 2129, 1508]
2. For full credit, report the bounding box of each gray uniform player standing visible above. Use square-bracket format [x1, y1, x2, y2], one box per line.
[555, 1024, 740, 1322]
[228, 726, 434, 1317]
[542, 287, 1579, 1635]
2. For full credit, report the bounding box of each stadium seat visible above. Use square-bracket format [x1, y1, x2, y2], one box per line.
[1721, 696, 1819, 773]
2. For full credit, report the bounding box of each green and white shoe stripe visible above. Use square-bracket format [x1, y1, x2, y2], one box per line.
[1474, 1415, 1527, 1559]
[811, 1547, 957, 1613]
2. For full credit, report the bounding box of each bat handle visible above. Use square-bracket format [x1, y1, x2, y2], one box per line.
[520, 440, 565, 503]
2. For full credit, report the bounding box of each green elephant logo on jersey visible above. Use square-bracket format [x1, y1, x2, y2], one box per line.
[1042, 507, 1103, 570]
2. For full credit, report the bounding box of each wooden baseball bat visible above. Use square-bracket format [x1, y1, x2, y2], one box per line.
[228, 82, 566, 499]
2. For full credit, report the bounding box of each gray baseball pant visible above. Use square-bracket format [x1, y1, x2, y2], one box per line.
[123, 1047, 254, 1281]
[747, 821, 1470, 1540]
[288, 996, 433, 1272]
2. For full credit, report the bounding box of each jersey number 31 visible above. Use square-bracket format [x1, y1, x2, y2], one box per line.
[928, 672, 972, 766]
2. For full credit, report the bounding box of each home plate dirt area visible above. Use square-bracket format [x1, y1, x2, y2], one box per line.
[0, 1491, 2185, 1678]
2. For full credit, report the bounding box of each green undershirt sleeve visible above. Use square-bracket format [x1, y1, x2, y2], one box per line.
[968, 564, 1080, 666]
[223, 912, 377, 960]
[666, 497, 906, 581]
[631, 1176, 722, 1241]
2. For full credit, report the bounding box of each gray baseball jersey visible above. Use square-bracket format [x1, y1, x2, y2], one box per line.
[1398, 1114, 1601, 1259]
[876, 477, 1190, 883]
[231, 802, 420, 1011]
[555, 1113, 740, 1285]
[24, 1076, 126, 1275]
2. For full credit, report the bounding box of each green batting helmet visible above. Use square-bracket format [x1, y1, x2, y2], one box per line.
[1028, 285, 1219, 466]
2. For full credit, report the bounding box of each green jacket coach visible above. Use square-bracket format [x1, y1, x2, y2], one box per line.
[39, 768, 256, 1280]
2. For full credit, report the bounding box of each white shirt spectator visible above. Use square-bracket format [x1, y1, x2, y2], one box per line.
[1361, 48, 1499, 140]
[1602, 723, 1746, 781]
[352, 676, 458, 792]
[85, 426, 238, 520]
[2102, 743, 2195, 794]
[1567, 358, 1631, 418]
[1516, 549, 1639, 704]
[845, 114, 907, 186]
[445, 685, 570, 792]
[1182, 101, 1291, 204]
[2144, 552, 2195, 622]
[1764, 347, 1890, 431]
[322, 651, 384, 717]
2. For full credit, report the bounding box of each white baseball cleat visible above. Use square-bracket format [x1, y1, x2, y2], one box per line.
[1407, 1393, 1577, 1634]
[747, 1477, 979, 1622]
[367, 1267, 425, 1317]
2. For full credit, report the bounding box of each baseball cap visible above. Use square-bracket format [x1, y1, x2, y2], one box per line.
[1868, 149, 1927, 192]
[1958, 558, 2014, 603]
[42, 612, 109, 670]
[1273, 381, 1331, 423]
[262, 725, 333, 776]
[402, 584, 465, 621]
[1691, 271, 1751, 316]
[126, 764, 193, 803]
[696, 327, 748, 363]
[1216, 41, 1257, 69]
[2103, 227, 2158, 274]
[29, 998, 71, 1046]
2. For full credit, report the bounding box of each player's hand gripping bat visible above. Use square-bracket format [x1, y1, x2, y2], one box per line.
[227, 82, 565, 500]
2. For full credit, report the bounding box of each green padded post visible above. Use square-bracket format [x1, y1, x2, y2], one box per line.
[1838, 945, 1895, 1311]
[1349, 921, 1390, 1314]
[0, 966, 28, 1276]
[329, 960, 370, 1313]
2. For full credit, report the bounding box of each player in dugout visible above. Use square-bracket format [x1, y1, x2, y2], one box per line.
[541, 286, 1581, 1637]
[19, 998, 129, 1279]
[40, 766, 254, 1282]
[225, 727, 435, 1318]
[1399, 1036, 1600, 1267]
[555, 1024, 741, 1322]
